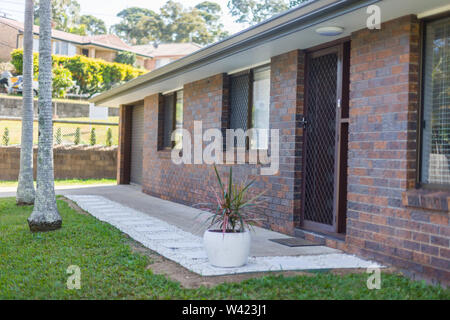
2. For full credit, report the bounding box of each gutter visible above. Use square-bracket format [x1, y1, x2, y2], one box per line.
[49, 39, 154, 59]
[90, 0, 380, 105]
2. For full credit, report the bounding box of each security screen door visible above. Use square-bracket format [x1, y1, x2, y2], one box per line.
[301, 43, 349, 234]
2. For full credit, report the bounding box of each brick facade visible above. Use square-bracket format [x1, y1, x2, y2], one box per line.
[0, 22, 18, 62]
[117, 15, 449, 285]
[347, 15, 449, 284]
[138, 53, 305, 235]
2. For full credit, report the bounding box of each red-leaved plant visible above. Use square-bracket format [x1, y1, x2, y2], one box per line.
[202, 165, 266, 234]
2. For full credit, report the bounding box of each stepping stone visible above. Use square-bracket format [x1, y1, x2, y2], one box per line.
[178, 250, 208, 260]
[134, 225, 170, 232]
[110, 216, 144, 222]
[145, 233, 184, 241]
[121, 220, 153, 226]
[162, 241, 203, 250]
[99, 212, 130, 217]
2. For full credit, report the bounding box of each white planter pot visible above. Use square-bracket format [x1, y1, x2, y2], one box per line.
[203, 229, 251, 268]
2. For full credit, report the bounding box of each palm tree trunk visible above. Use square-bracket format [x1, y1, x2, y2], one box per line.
[17, 0, 36, 205]
[28, 0, 62, 232]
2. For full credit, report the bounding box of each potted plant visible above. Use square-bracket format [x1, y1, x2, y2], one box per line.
[202, 165, 265, 268]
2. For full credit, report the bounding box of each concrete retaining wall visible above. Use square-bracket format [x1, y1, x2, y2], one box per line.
[0, 96, 119, 118]
[0, 145, 117, 180]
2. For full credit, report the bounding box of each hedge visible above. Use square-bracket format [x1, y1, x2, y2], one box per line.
[10, 49, 146, 95]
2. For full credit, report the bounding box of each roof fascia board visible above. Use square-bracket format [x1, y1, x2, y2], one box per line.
[228, 60, 272, 75]
[417, 4, 450, 19]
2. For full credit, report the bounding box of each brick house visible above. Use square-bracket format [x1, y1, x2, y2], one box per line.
[91, 0, 450, 285]
[0, 17, 154, 69]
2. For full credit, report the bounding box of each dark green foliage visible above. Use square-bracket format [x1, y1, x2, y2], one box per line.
[228, 0, 309, 25]
[205, 165, 266, 232]
[112, 1, 228, 45]
[106, 127, 112, 147]
[2, 127, 9, 146]
[10, 50, 39, 75]
[114, 51, 136, 66]
[89, 128, 96, 146]
[52, 65, 73, 98]
[74, 127, 80, 145]
[79, 14, 107, 35]
[10, 49, 146, 96]
[55, 127, 62, 145]
[34, 1, 107, 36]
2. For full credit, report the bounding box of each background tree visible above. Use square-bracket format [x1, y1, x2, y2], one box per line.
[195, 1, 229, 40]
[17, 0, 36, 205]
[34, 0, 81, 32]
[79, 15, 107, 35]
[112, 1, 228, 45]
[34, 0, 107, 36]
[67, 24, 86, 36]
[160, 2, 210, 44]
[111, 7, 161, 45]
[227, 0, 308, 25]
[28, 0, 62, 232]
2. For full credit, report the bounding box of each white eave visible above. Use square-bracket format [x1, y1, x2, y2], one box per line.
[90, 0, 449, 108]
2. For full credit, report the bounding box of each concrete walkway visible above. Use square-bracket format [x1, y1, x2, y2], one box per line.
[0, 183, 116, 198]
[1, 185, 382, 275]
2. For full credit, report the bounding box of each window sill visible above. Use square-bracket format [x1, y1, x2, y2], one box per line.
[402, 189, 450, 212]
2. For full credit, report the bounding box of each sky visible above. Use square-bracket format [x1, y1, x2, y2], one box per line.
[0, 0, 248, 34]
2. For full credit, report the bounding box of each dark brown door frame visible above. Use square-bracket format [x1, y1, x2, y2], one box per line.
[300, 41, 349, 235]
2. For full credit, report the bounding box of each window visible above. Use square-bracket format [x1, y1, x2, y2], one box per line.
[421, 17, 450, 186]
[251, 66, 270, 149]
[68, 43, 77, 56]
[32, 38, 39, 52]
[53, 41, 70, 55]
[174, 90, 183, 149]
[160, 90, 183, 150]
[229, 65, 271, 149]
[155, 58, 172, 68]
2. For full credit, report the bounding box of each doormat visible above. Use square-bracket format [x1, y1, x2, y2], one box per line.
[269, 237, 321, 247]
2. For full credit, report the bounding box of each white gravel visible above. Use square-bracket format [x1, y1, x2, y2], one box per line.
[66, 195, 383, 276]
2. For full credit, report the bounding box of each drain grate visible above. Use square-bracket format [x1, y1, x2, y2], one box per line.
[269, 237, 321, 247]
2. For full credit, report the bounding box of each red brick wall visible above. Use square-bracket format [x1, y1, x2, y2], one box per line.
[140, 51, 305, 234]
[347, 15, 449, 285]
[117, 14, 449, 285]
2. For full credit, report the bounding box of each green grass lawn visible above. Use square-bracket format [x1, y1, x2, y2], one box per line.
[0, 179, 116, 188]
[0, 117, 119, 146]
[0, 197, 448, 300]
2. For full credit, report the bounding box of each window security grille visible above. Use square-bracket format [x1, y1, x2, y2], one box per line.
[163, 93, 175, 149]
[421, 17, 450, 185]
[229, 72, 251, 148]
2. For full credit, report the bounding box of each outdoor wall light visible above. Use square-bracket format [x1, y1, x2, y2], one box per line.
[315, 26, 344, 36]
